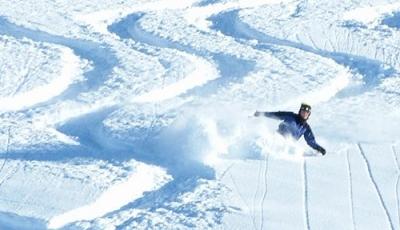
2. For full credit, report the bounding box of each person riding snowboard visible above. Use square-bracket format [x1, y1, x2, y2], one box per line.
[254, 103, 326, 155]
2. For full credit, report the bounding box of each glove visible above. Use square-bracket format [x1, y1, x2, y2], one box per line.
[317, 146, 326, 155]
[254, 111, 262, 117]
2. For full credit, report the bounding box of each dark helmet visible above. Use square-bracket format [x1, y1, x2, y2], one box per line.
[299, 103, 311, 121]
[299, 103, 311, 112]
[299, 103, 311, 114]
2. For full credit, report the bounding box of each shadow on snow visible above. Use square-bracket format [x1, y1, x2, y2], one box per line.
[0, 211, 46, 230]
[382, 11, 400, 29]
[0, 17, 118, 106]
[209, 10, 397, 97]
[108, 13, 255, 97]
[0, 16, 215, 180]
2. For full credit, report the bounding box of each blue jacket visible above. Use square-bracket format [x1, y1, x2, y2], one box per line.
[261, 111, 323, 151]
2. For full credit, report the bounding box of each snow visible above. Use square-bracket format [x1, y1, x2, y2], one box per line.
[382, 11, 400, 29]
[0, 45, 85, 112]
[0, 0, 399, 229]
[131, 53, 219, 103]
[342, 3, 400, 28]
[48, 163, 171, 229]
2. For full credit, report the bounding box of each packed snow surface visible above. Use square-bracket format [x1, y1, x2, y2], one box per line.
[0, 0, 399, 229]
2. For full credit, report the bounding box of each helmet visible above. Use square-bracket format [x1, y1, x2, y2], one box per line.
[299, 103, 311, 112]
[299, 103, 311, 121]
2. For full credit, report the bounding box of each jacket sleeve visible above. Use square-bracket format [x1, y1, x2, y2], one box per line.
[304, 126, 323, 150]
[262, 111, 294, 120]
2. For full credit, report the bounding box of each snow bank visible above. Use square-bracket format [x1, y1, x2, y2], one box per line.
[0, 36, 87, 111]
[48, 163, 171, 229]
[131, 53, 218, 103]
[0, 48, 82, 111]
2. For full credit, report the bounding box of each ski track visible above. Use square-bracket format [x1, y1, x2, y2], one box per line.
[1, 2, 399, 229]
[228, 171, 257, 230]
[252, 158, 263, 230]
[210, 10, 396, 98]
[346, 150, 356, 230]
[109, 12, 220, 102]
[0, 162, 20, 189]
[142, 103, 161, 144]
[260, 153, 269, 230]
[0, 127, 11, 177]
[0, 128, 22, 190]
[0, 127, 18, 190]
[392, 145, 400, 228]
[219, 163, 235, 181]
[0, 14, 203, 228]
[357, 143, 395, 230]
[209, 10, 352, 104]
[303, 159, 311, 230]
[48, 164, 169, 229]
[0, 17, 117, 109]
[109, 12, 255, 99]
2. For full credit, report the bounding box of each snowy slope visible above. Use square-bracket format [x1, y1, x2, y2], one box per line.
[0, 0, 399, 229]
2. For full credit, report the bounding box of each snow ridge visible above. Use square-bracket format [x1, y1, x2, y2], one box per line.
[0, 47, 83, 112]
[48, 163, 170, 229]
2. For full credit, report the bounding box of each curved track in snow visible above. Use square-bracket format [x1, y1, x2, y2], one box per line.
[0, 0, 400, 229]
[0, 17, 117, 108]
[108, 12, 255, 100]
[209, 10, 396, 100]
[346, 150, 356, 230]
[358, 143, 395, 230]
[392, 145, 400, 228]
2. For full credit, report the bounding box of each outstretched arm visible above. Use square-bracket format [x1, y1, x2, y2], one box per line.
[304, 127, 326, 155]
[254, 111, 294, 120]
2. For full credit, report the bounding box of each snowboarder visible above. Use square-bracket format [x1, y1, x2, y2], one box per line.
[254, 103, 326, 155]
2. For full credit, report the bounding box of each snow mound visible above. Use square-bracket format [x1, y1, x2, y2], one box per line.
[48, 162, 171, 229]
[0, 35, 86, 111]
